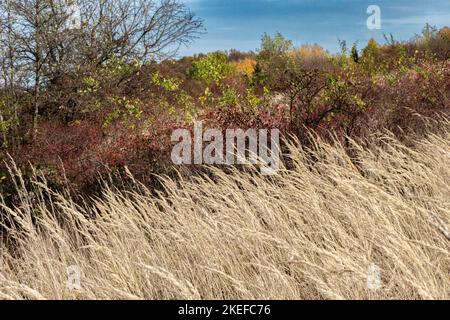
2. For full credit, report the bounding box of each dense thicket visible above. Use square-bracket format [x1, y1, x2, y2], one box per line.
[0, 14, 449, 196]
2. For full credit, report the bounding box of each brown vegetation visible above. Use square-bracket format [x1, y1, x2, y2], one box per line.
[0, 119, 449, 300]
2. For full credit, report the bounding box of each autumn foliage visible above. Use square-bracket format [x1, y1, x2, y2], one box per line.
[0, 25, 449, 197]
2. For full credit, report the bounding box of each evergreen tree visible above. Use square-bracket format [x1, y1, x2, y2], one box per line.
[351, 43, 359, 63]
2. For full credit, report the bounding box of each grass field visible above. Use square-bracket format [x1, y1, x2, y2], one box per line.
[0, 121, 449, 300]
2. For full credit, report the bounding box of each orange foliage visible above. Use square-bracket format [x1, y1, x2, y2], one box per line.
[439, 27, 450, 42]
[289, 44, 330, 69]
[291, 44, 329, 60]
[232, 58, 257, 77]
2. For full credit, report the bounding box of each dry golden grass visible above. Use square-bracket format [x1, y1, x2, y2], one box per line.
[0, 122, 449, 300]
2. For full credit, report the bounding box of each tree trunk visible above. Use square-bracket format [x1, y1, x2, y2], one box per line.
[32, 79, 40, 141]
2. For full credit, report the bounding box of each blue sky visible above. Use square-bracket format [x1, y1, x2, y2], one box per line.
[179, 0, 450, 56]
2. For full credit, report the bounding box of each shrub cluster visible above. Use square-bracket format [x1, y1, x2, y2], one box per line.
[0, 25, 449, 197]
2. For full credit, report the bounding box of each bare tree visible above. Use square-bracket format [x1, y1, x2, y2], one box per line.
[0, 0, 203, 140]
[81, 0, 203, 64]
[0, 0, 22, 147]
